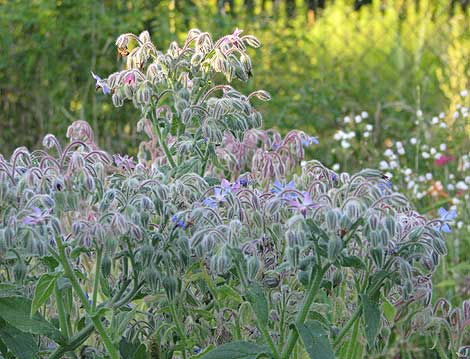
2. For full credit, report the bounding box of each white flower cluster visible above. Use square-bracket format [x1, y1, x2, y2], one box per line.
[334, 112, 372, 149]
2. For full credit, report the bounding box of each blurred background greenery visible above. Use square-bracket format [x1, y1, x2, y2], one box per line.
[1, 0, 469, 167]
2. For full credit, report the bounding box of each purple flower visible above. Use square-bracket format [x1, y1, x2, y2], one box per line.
[91, 72, 110, 95]
[289, 192, 317, 217]
[172, 215, 187, 229]
[23, 207, 52, 225]
[238, 177, 249, 187]
[203, 179, 243, 208]
[438, 207, 457, 233]
[221, 178, 241, 193]
[302, 135, 319, 147]
[114, 154, 136, 170]
[123, 72, 136, 86]
[271, 179, 297, 199]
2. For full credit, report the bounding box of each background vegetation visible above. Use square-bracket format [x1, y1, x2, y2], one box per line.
[1, 0, 469, 164]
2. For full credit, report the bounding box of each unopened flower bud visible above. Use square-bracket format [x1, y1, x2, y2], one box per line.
[101, 254, 112, 278]
[13, 261, 27, 283]
[246, 256, 260, 281]
[163, 275, 178, 301]
[328, 237, 343, 261]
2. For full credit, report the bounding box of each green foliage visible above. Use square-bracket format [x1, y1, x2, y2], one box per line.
[296, 321, 335, 359]
[200, 341, 270, 359]
[1, 0, 469, 164]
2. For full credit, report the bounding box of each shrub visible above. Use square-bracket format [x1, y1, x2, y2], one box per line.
[0, 29, 456, 359]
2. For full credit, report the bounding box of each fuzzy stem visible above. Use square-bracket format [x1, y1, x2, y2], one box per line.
[169, 302, 187, 359]
[280, 264, 329, 359]
[333, 304, 362, 350]
[151, 116, 176, 168]
[48, 323, 94, 359]
[346, 315, 360, 359]
[54, 237, 119, 359]
[92, 245, 103, 312]
[55, 283, 70, 340]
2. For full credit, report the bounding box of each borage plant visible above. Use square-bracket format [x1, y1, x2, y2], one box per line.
[0, 29, 457, 359]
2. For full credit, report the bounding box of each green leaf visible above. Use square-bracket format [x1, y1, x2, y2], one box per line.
[362, 295, 381, 347]
[296, 320, 335, 359]
[306, 219, 330, 242]
[0, 284, 21, 298]
[200, 341, 269, 359]
[119, 338, 147, 359]
[246, 283, 268, 324]
[0, 296, 64, 344]
[31, 273, 59, 317]
[382, 296, 396, 323]
[0, 319, 38, 359]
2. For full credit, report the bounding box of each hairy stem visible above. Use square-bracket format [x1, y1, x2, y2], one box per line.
[92, 245, 103, 311]
[280, 264, 330, 359]
[48, 323, 94, 359]
[169, 302, 187, 359]
[151, 116, 176, 168]
[333, 304, 362, 350]
[55, 283, 70, 339]
[54, 237, 120, 359]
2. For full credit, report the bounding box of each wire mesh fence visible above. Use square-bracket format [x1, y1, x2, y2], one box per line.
[0, 0, 469, 157]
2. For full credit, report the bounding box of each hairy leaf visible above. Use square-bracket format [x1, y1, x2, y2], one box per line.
[0, 296, 63, 343]
[200, 341, 269, 359]
[297, 320, 335, 359]
[362, 294, 381, 347]
[31, 273, 59, 317]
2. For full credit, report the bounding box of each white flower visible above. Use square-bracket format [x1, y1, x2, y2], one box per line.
[361, 111, 369, 118]
[301, 160, 307, 167]
[385, 172, 393, 179]
[449, 174, 455, 180]
[456, 181, 468, 191]
[333, 131, 344, 141]
[344, 116, 351, 124]
[447, 184, 455, 191]
[453, 112, 459, 119]
[416, 110, 423, 117]
[439, 143, 447, 151]
[430, 147, 436, 155]
[422, 152, 430, 159]
[457, 221, 464, 229]
[354, 115, 362, 124]
[461, 89, 468, 97]
[403, 168, 412, 176]
[390, 160, 398, 169]
[396, 141, 403, 148]
[397, 147, 405, 155]
[439, 112, 445, 119]
[365, 124, 373, 131]
[440, 122, 447, 128]
[346, 131, 355, 139]
[341, 140, 351, 149]
[465, 176, 470, 184]
[407, 180, 415, 190]
[425, 173, 433, 180]
[384, 149, 394, 158]
[431, 117, 439, 124]
[363, 131, 370, 138]
[416, 192, 424, 199]
[332, 163, 340, 171]
[410, 137, 417, 145]
[379, 160, 389, 170]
